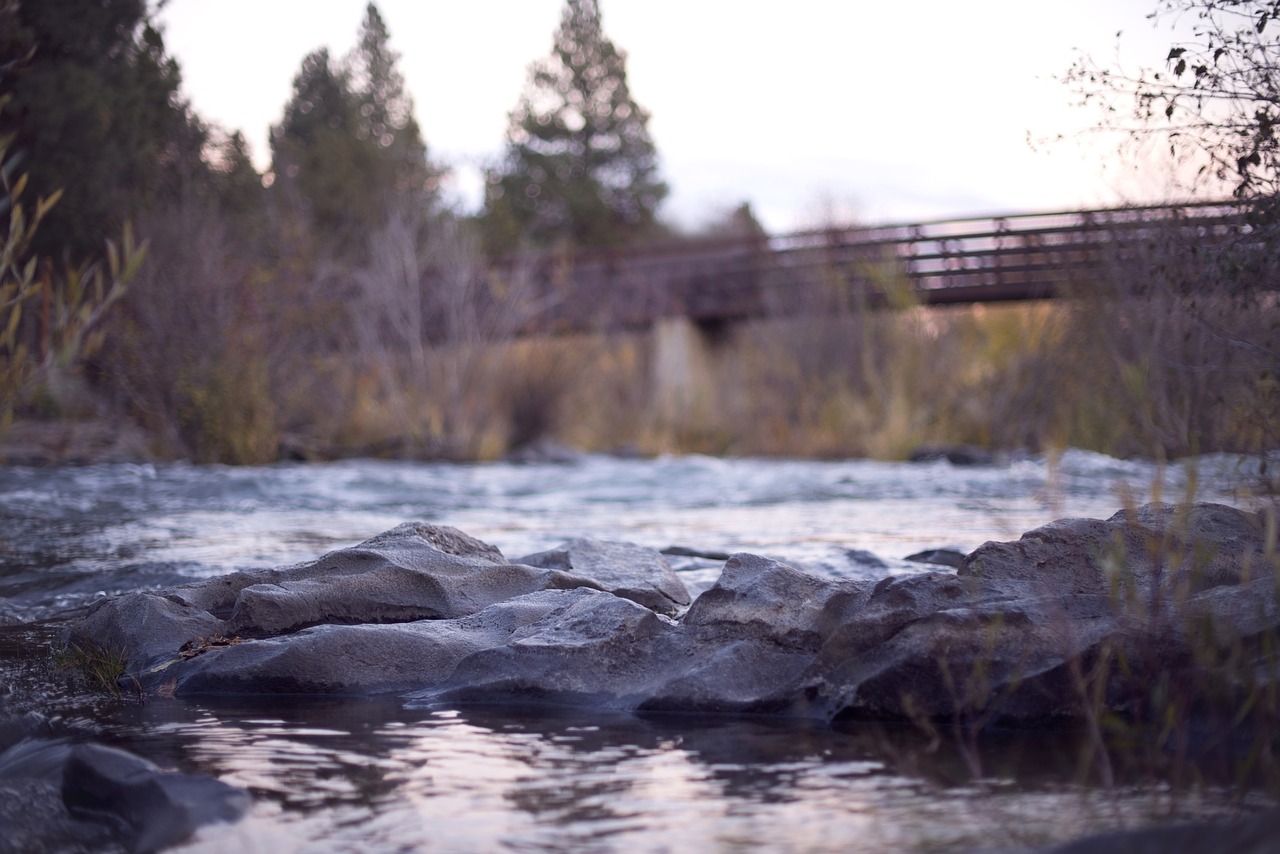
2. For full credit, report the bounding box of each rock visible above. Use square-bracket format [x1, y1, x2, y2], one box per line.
[908, 444, 997, 466]
[843, 548, 889, 568]
[165, 589, 588, 696]
[903, 547, 967, 569]
[647, 554, 872, 715]
[503, 438, 583, 464]
[62, 743, 249, 852]
[961, 503, 1267, 598]
[518, 538, 691, 614]
[68, 523, 699, 690]
[0, 737, 248, 854]
[414, 588, 680, 709]
[220, 523, 588, 636]
[0, 779, 114, 854]
[64, 503, 1280, 730]
[71, 592, 225, 676]
[809, 503, 1279, 722]
[812, 574, 1120, 720]
[662, 545, 732, 561]
[683, 553, 870, 649]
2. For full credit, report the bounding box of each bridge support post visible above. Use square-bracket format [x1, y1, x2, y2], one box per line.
[651, 316, 721, 427]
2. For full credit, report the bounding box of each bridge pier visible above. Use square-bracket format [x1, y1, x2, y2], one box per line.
[651, 316, 726, 427]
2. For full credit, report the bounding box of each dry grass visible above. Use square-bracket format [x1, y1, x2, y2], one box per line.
[87, 194, 1278, 464]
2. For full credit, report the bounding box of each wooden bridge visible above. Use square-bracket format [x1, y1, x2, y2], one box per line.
[503, 199, 1258, 333]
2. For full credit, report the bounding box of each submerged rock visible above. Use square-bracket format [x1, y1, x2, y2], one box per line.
[908, 444, 998, 466]
[903, 547, 967, 569]
[0, 735, 248, 853]
[65, 503, 1280, 728]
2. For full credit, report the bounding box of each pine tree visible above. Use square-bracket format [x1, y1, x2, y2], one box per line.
[0, 0, 192, 261]
[270, 48, 374, 243]
[483, 0, 667, 252]
[347, 2, 431, 198]
[269, 4, 433, 250]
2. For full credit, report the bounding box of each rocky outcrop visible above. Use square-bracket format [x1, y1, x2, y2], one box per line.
[71, 523, 691, 679]
[66, 503, 1280, 727]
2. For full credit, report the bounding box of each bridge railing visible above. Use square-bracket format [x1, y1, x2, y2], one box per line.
[489, 200, 1257, 333]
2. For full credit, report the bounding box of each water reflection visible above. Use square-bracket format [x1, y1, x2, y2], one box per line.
[100, 698, 1252, 854]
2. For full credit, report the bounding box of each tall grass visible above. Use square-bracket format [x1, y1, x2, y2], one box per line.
[946, 500, 1280, 799]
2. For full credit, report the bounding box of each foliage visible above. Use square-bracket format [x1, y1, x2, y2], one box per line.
[482, 0, 667, 252]
[1066, 0, 1280, 217]
[55, 641, 129, 697]
[344, 202, 555, 456]
[270, 4, 434, 251]
[0, 0, 193, 262]
[94, 192, 297, 464]
[0, 119, 142, 429]
[0, 122, 56, 423]
[347, 2, 432, 198]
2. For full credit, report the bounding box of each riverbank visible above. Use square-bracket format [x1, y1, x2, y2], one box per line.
[71, 285, 1280, 466]
[0, 418, 155, 467]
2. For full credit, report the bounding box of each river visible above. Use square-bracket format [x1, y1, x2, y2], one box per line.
[0, 450, 1272, 852]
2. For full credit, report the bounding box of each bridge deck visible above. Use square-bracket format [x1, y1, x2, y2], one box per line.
[489, 200, 1259, 333]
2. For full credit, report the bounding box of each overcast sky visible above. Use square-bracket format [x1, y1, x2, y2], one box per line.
[156, 0, 1185, 233]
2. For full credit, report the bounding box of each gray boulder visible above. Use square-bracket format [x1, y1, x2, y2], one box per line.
[518, 538, 691, 615]
[165, 588, 599, 696]
[68, 523, 693, 688]
[220, 523, 592, 636]
[414, 588, 681, 709]
[682, 553, 871, 648]
[808, 502, 1279, 722]
[904, 547, 967, 569]
[961, 503, 1267, 598]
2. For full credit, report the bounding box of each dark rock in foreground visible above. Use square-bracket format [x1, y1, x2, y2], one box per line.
[66, 504, 1279, 726]
[0, 732, 249, 853]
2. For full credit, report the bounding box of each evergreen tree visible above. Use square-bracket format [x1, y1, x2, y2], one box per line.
[270, 47, 374, 243]
[269, 4, 432, 249]
[0, 0, 192, 261]
[347, 2, 431, 197]
[482, 0, 667, 252]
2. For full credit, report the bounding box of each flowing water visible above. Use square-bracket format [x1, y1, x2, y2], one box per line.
[0, 450, 1273, 852]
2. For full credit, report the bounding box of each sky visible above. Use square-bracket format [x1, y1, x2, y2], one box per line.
[155, 0, 1189, 234]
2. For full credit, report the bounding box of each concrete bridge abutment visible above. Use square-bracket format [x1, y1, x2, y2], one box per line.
[650, 316, 733, 429]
